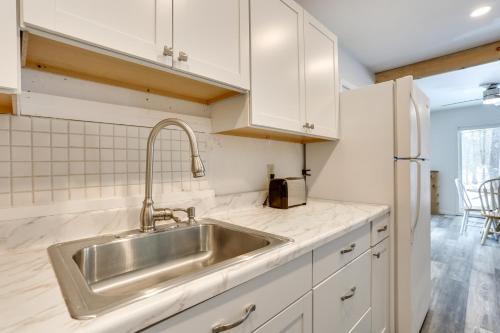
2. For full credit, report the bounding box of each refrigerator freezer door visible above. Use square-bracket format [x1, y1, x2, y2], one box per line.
[395, 76, 430, 160]
[395, 159, 431, 333]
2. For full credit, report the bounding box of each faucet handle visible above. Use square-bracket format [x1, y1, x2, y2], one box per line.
[173, 207, 196, 224]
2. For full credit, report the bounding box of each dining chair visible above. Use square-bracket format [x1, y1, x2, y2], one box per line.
[478, 178, 500, 245]
[455, 178, 482, 234]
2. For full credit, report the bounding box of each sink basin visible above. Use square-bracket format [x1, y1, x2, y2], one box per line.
[48, 219, 291, 319]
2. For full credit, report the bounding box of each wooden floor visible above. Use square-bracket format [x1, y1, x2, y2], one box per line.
[420, 215, 500, 333]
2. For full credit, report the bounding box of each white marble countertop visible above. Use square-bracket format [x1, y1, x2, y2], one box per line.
[0, 194, 389, 333]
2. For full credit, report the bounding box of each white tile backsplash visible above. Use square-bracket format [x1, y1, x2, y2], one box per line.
[0, 130, 10, 145]
[0, 117, 10, 130]
[69, 121, 84, 134]
[33, 132, 51, 147]
[51, 119, 68, 133]
[11, 147, 31, 162]
[32, 118, 50, 132]
[51, 133, 68, 147]
[13, 177, 32, 192]
[0, 162, 10, 177]
[0, 147, 10, 161]
[0, 115, 208, 207]
[11, 117, 31, 131]
[11, 162, 32, 177]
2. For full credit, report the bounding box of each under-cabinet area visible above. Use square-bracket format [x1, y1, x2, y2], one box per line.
[140, 211, 390, 333]
[12, 0, 339, 143]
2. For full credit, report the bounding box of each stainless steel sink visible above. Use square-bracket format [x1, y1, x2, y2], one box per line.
[48, 219, 291, 319]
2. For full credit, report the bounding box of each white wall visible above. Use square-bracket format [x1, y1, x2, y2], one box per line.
[338, 46, 374, 88]
[430, 104, 500, 214]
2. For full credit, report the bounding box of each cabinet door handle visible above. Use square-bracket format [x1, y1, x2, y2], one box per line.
[163, 46, 173, 56]
[340, 243, 356, 254]
[178, 51, 189, 62]
[377, 225, 388, 233]
[309, 123, 315, 129]
[212, 304, 256, 333]
[341, 287, 357, 301]
[303, 122, 310, 129]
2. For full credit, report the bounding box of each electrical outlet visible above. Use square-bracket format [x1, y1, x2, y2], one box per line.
[267, 164, 275, 181]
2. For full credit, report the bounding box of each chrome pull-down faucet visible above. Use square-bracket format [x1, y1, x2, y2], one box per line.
[140, 118, 205, 232]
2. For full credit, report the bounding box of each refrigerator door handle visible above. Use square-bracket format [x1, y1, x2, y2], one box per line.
[410, 93, 422, 159]
[410, 160, 421, 244]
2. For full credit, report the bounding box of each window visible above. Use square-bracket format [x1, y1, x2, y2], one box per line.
[460, 126, 500, 204]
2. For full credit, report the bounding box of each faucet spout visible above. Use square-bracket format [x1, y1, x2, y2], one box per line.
[140, 118, 205, 232]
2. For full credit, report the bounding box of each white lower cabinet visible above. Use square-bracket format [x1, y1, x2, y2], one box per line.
[141, 254, 312, 333]
[371, 238, 389, 333]
[313, 250, 372, 333]
[141, 221, 389, 333]
[254, 292, 312, 333]
[349, 309, 372, 333]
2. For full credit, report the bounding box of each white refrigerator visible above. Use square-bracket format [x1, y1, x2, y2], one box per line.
[307, 76, 431, 333]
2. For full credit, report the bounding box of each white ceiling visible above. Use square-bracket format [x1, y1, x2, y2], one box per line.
[416, 61, 500, 111]
[296, 0, 500, 72]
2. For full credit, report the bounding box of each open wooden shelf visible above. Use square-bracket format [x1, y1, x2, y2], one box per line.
[0, 93, 14, 114]
[217, 127, 330, 144]
[22, 33, 241, 105]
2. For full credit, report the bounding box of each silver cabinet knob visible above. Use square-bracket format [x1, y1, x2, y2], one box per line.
[309, 123, 315, 129]
[303, 123, 310, 129]
[163, 46, 173, 56]
[178, 51, 188, 62]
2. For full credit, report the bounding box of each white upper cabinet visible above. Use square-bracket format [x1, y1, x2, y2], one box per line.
[303, 12, 339, 138]
[0, 0, 20, 93]
[21, 0, 250, 89]
[21, 0, 173, 66]
[172, 0, 250, 89]
[250, 0, 305, 133]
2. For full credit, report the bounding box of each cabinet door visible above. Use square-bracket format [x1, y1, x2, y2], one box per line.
[22, 0, 172, 66]
[254, 292, 312, 333]
[172, 0, 250, 89]
[0, 0, 19, 93]
[371, 238, 389, 333]
[250, 0, 306, 133]
[303, 11, 339, 139]
[314, 250, 371, 333]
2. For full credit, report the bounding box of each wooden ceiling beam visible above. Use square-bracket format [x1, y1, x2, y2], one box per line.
[375, 40, 500, 83]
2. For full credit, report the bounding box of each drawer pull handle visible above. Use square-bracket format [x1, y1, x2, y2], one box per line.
[212, 304, 256, 333]
[340, 243, 356, 254]
[377, 225, 388, 233]
[373, 247, 387, 259]
[341, 287, 357, 301]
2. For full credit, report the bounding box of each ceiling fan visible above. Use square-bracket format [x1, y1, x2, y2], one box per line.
[441, 82, 500, 108]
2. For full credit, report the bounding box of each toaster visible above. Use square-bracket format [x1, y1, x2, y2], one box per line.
[268, 177, 307, 209]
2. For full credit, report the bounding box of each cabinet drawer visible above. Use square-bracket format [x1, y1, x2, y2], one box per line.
[142, 254, 312, 333]
[313, 250, 371, 333]
[313, 224, 370, 285]
[349, 308, 371, 333]
[371, 213, 390, 245]
[254, 292, 312, 333]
